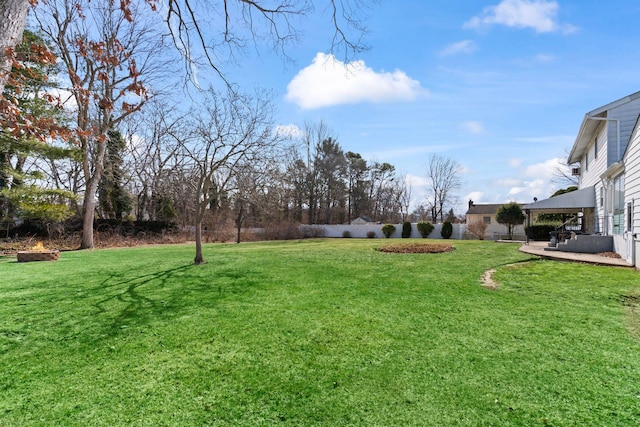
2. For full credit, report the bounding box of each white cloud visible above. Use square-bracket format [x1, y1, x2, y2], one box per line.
[439, 40, 477, 56]
[285, 53, 426, 109]
[523, 157, 563, 178]
[499, 157, 564, 202]
[464, 0, 577, 34]
[406, 173, 429, 188]
[508, 178, 546, 199]
[275, 124, 304, 139]
[498, 178, 522, 187]
[461, 120, 485, 135]
[508, 158, 523, 168]
[514, 135, 574, 144]
[465, 191, 486, 203]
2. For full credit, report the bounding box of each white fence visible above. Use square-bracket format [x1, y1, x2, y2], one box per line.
[300, 223, 466, 240]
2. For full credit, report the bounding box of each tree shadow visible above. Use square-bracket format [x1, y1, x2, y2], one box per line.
[86, 262, 260, 341]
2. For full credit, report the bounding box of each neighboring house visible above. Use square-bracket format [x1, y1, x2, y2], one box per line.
[465, 200, 526, 240]
[350, 216, 374, 225]
[525, 90, 640, 266]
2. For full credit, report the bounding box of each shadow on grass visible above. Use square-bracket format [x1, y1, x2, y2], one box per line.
[87, 263, 261, 340]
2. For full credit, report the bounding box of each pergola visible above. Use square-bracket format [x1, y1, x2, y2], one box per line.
[523, 186, 597, 234]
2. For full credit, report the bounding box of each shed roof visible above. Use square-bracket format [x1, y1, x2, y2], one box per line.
[466, 203, 523, 215]
[523, 186, 595, 212]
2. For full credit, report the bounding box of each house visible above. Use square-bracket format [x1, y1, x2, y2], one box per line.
[524, 90, 640, 267]
[465, 200, 526, 240]
[350, 216, 374, 225]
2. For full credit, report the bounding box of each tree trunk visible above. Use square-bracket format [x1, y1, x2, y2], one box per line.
[80, 139, 107, 249]
[235, 201, 244, 244]
[0, 0, 30, 94]
[194, 209, 205, 264]
[80, 176, 99, 249]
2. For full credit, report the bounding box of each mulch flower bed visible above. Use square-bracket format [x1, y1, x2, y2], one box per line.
[378, 242, 454, 254]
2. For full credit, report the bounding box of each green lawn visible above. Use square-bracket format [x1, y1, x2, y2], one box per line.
[1, 239, 639, 426]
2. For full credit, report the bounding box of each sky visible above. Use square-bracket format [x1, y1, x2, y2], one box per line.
[188, 1, 640, 214]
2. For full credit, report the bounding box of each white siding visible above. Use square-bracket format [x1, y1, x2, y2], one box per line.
[623, 117, 640, 266]
[575, 125, 608, 234]
[580, 124, 608, 188]
[608, 97, 640, 166]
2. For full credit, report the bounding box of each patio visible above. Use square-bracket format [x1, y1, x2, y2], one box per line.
[519, 241, 633, 267]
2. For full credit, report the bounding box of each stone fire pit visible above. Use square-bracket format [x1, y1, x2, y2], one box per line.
[17, 242, 60, 262]
[17, 250, 60, 262]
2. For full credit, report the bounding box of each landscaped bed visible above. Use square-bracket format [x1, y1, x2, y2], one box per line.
[378, 242, 454, 253]
[1, 239, 639, 425]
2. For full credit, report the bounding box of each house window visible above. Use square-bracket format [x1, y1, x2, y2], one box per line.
[594, 137, 598, 159]
[483, 216, 491, 224]
[613, 175, 625, 234]
[599, 187, 604, 208]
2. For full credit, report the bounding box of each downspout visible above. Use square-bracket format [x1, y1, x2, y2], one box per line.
[600, 176, 608, 235]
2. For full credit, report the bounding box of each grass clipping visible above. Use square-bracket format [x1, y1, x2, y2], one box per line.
[378, 242, 454, 254]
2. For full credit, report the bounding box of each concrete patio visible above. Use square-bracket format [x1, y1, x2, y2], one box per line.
[519, 241, 633, 268]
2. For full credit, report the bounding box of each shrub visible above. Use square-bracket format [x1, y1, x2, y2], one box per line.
[367, 230, 376, 238]
[525, 224, 557, 241]
[401, 221, 412, 238]
[416, 221, 434, 238]
[263, 223, 304, 240]
[466, 220, 488, 240]
[342, 230, 352, 238]
[441, 221, 453, 239]
[381, 224, 396, 238]
[299, 225, 326, 238]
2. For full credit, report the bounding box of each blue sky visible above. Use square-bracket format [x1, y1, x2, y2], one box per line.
[200, 0, 640, 214]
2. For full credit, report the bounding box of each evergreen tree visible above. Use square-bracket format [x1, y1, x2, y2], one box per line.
[495, 202, 525, 240]
[98, 129, 132, 219]
[0, 30, 76, 228]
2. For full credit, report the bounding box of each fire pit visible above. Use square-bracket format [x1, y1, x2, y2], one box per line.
[17, 242, 60, 262]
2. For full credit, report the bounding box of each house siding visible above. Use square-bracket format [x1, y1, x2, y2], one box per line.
[607, 97, 640, 167]
[580, 125, 608, 188]
[623, 117, 640, 266]
[578, 126, 608, 233]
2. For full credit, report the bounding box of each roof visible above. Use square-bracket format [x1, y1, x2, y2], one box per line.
[522, 186, 595, 211]
[568, 90, 640, 164]
[466, 203, 522, 215]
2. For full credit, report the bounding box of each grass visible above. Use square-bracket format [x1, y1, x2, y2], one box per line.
[1, 239, 639, 426]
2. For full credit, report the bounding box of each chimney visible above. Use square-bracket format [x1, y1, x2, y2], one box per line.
[468, 199, 474, 210]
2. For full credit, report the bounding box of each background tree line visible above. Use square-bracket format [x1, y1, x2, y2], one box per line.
[1, 0, 466, 264]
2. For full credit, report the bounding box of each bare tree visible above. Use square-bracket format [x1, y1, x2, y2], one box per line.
[1, 0, 372, 91]
[34, 0, 167, 248]
[173, 88, 280, 264]
[300, 120, 333, 224]
[552, 149, 579, 189]
[158, 0, 373, 84]
[397, 173, 412, 222]
[120, 97, 187, 223]
[367, 161, 395, 221]
[425, 154, 462, 223]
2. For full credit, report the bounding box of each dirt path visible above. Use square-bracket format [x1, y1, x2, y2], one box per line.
[481, 268, 499, 290]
